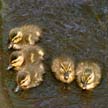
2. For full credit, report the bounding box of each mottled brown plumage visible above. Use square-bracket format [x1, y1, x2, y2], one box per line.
[15, 61, 45, 92]
[51, 56, 75, 83]
[76, 61, 102, 90]
[8, 24, 42, 50]
[7, 45, 44, 71]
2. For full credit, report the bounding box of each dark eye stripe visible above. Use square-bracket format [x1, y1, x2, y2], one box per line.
[11, 61, 17, 64]
[11, 57, 20, 63]
[81, 74, 88, 83]
[86, 75, 92, 82]
[81, 74, 92, 85]
[12, 36, 20, 41]
[60, 64, 66, 71]
[10, 33, 17, 39]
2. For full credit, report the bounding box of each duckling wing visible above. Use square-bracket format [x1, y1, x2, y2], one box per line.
[27, 62, 45, 88]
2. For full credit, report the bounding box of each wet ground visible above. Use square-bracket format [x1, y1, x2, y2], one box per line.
[0, 0, 108, 108]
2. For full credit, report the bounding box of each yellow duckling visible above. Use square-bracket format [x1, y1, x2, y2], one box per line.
[7, 45, 44, 71]
[51, 56, 75, 84]
[76, 61, 102, 90]
[14, 61, 45, 92]
[8, 24, 42, 50]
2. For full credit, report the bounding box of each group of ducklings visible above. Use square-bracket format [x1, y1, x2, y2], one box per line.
[51, 56, 101, 90]
[7, 24, 102, 92]
[7, 25, 45, 92]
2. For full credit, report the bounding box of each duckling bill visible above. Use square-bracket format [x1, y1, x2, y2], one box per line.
[7, 51, 24, 71]
[8, 24, 42, 50]
[51, 56, 75, 84]
[76, 61, 102, 90]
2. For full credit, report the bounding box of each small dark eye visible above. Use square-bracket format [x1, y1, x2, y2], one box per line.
[11, 55, 18, 61]
[87, 75, 92, 81]
[11, 32, 17, 39]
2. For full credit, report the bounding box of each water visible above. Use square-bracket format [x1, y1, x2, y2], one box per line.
[1, 0, 108, 108]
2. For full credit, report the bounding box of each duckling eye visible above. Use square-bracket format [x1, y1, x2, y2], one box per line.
[10, 32, 17, 39]
[20, 76, 26, 82]
[11, 32, 23, 43]
[11, 55, 18, 61]
[19, 75, 28, 85]
[88, 75, 92, 80]
[11, 55, 22, 63]
[20, 79, 26, 84]
[12, 36, 20, 42]
[60, 64, 67, 73]
[86, 75, 93, 84]
[81, 73, 93, 85]
[20, 75, 30, 86]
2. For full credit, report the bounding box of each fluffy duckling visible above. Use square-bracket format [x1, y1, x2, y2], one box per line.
[51, 56, 75, 84]
[8, 24, 42, 50]
[7, 45, 44, 71]
[76, 61, 102, 90]
[14, 61, 45, 92]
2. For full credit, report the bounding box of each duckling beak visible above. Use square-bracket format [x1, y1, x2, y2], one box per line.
[14, 85, 20, 93]
[64, 72, 69, 80]
[82, 83, 87, 90]
[7, 65, 13, 70]
[8, 43, 13, 49]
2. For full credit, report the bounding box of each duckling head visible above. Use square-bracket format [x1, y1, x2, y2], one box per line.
[15, 71, 31, 92]
[52, 59, 75, 84]
[8, 28, 23, 49]
[7, 51, 24, 71]
[79, 68, 95, 90]
[59, 63, 75, 83]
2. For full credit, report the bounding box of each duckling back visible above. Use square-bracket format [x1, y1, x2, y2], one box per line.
[27, 60, 45, 88]
[21, 25, 42, 44]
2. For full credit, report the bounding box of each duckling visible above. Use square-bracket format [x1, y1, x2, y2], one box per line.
[51, 56, 75, 84]
[76, 61, 102, 90]
[8, 24, 42, 50]
[14, 61, 45, 92]
[7, 45, 44, 71]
